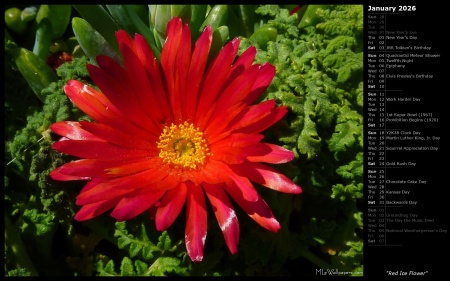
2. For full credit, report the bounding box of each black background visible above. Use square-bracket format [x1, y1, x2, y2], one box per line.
[364, 1, 448, 279]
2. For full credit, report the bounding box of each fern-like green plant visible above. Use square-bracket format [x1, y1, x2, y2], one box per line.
[95, 221, 190, 276]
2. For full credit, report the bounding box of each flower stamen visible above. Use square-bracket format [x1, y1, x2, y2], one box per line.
[157, 121, 209, 169]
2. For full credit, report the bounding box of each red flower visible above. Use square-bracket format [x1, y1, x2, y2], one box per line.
[50, 17, 302, 262]
[46, 51, 73, 70]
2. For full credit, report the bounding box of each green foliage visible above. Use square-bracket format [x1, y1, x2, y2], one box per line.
[97, 256, 188, 276]
[4, 55, 91, 276]
[19, 208, 55, 237]
[237, 4, 363, 275]
[6, 268, 32, 276]
[115, 221, 160, 260]
[94, 221, 190, 276]
[6, 57, 90, 225]
[332, 152, 363, 201]
[315, 5, 363, 40]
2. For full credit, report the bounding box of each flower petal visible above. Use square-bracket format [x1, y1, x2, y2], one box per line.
[223, 182, 280, 232]
[120, 41, 168, 129]
[76, 183, 133, 206]
[185, 182, 207, 262]
[225, 46, 257, 86]
[160, 17, 183, 79]
[246, 143, 295, 164]
[74, 197, 121, 221]
[155, 182, 188, 231]
[51, 159, 116, 179]
[87, 58, 161, 135]
[204, 65, 260, 135]
[78, 121, 156, 150]
[173, 24, 192, 122]
[110, 189, 165, 221]
[210, 130, 263, 148]
[50, 121, 104, 141]
[231, 162, 302, 194]
[184, 26, 213, 121]
[191, 159, 232, 186]
[79, 178, 106, 193]
[76, 168, 170, 205]
[196, 37, 240, 127]
[134, 34, 173, 124]
[203, 183, 239, 254]
[52, 139, 151, 160]
[160, 17, 184, 121]
[214, 64, 260, 110]
[115, 30, 136, 52]
[49, 169, 90, 181]
[211, 160, 258, 202]
[64, 80, 155, 140]
[51, 158, 160, 179]
[63, 80, 118, 122]
[227, 100, 276, 132]
[210, 133, 264, 164]
[235, 106, 288, 134]
[244, 63, 276, 105]
[66, 79, 115, 109]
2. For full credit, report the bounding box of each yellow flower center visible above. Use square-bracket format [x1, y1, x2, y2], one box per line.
[157, 121, 209, 169]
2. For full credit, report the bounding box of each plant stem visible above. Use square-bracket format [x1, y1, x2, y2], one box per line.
[300, 247, 333, 269]
[4, 215, 39, 276]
